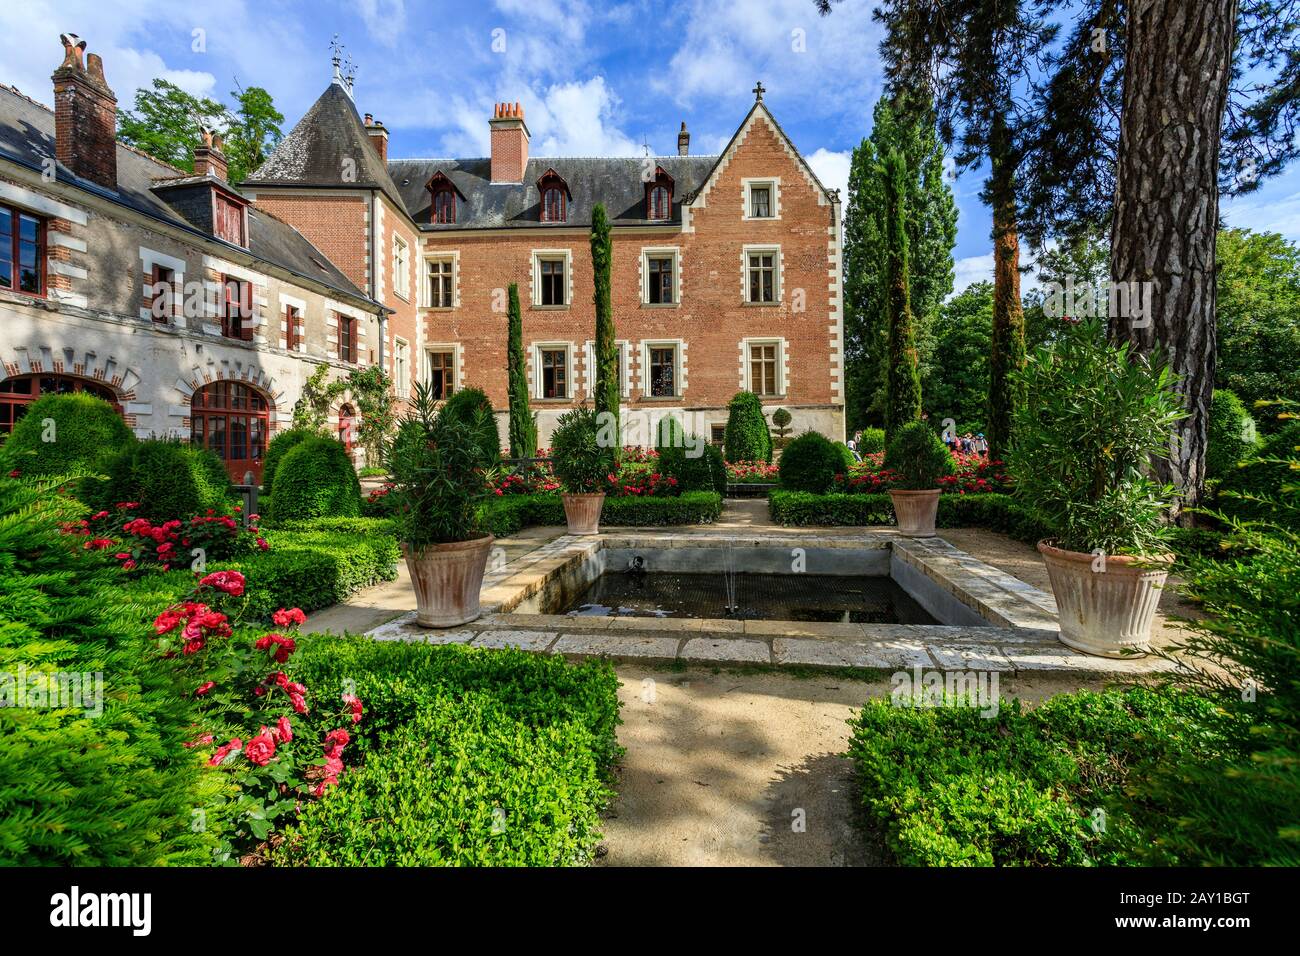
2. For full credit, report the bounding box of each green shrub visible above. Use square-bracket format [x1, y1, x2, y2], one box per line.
[769, 490, 1051, 541]
[849, 686, 1225, 866]
[439, 386, 501, 468]
[0, 392, 134, 478]
[261, 427, 316, 496]
[270, 638, 621, 866]
[858, 427, 886, 454]
[268, 435, 361, 524]
[723, 391, 772, 464]
[1206, 389, 1258, 479]
[1009, 317, 1184, 555]
[88, 439, 229, 523]
[550, 407, 617, 494]
[0, 476, 219, 865]
[386, 381, 491, 547]
[659, 439, 726, 495]
[778, 431, 852, 493]
[885, 421, 955, 490]
[481, 492, 721, 536]
[655, 414, 684, 452]
[1216, 420, 1300, 530]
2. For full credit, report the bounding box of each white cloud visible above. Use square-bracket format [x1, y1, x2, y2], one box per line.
[532, 76, 639, 156]
[356, 0, 407, 47]
[950, 246, 1043, 300]
[807, 147, 850, 204]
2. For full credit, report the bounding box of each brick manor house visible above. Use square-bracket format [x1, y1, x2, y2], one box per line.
[0, 37, 844, 481]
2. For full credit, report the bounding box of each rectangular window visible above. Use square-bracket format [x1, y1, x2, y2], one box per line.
[220, 278, 253, 340]
[426, 350, 454, 399]
[0, 204, 46, 296]
[539, 257, 566, 306]
[541, 348, 568, 399]
[337, 313, 357, 363]
[284, 304, 301, 350]
[649, 345, 677, 398]
[710, 423, 726, 447]
[647, 256, 674, 304]
[747, 252, 777, 304]
[750, 185, 772, 218]
[426, 259, 454, 308]
[393, 339, 410, 398]
[214, 195, 245, 245]
[750, 343, 779, 396]
[393, 236, 409, 298]
[149, 264, 176, 322]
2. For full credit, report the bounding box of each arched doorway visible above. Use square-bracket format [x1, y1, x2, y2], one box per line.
[190, 380, 270, 483]
[337, 403, 356, 455]
[0, 373, 123, 434]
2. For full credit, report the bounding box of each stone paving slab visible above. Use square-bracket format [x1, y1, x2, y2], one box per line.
[468, 629, 558, 651]
[552, 633, 681, 660]
[772, 637, 932, 669]
[681, 636, 771, 663]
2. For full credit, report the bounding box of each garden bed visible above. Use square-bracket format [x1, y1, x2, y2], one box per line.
[482, 491, 722, 536]
[769, 490, 1050, 544]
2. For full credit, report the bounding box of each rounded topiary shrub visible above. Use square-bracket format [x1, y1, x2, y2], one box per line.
[858, 427, 886, 454]
[187, 444, 231, 503]
[268, 435, 361, 523]
[440, 387, 500, 468]
[90, 439, 230, 522]
[0, 392, 134, 478]
[885, 421, 955, 490]
[779, 431, 852, 493]
[660, 439, 726, 495]
[261, 427, 316, 496]
[1206, 389, 1257, 479]
[724, 391, 772, 464]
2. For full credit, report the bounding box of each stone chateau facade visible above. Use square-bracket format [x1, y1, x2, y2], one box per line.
[0, 37, 844, 480]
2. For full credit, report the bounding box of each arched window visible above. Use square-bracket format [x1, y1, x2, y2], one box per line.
[648, 185, 671, 220]
[0, 373, 121, 434]
[541, 187, 566, 223]
[433, 189, 456, 224]
[337, 403, 356, 453]
[190, 381, 269, 483]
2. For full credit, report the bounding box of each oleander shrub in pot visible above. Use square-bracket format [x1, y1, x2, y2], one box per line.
[268, 436, 361, 524]
[0, 392, 135, 479]
[723, 391, 773, 464]
[1009, 317, 1184, 658]
[438, 386, 501, 469]
[551, 407, 617, 534]
[779, 431, 851, 494]
[261, 427, 317, 496]
[386, 381, 494, 626]
[884, 421, 955, 537]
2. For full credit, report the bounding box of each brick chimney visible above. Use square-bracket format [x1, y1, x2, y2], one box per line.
[51, 33, 118, 191]
[363, 113, 388, 163]
[678, 121, 690, 156]
[489, 101, 529, 184]
[193, 129, 228, 181]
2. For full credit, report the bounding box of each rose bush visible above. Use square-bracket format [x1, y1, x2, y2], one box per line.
[64, 501, 266, 572]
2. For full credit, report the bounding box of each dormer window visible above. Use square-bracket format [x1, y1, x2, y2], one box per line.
[537, 169, 571, 223]
[644, 167, 675, 220]
[425, 171, 463, 225]
[214, 193, 247, 246]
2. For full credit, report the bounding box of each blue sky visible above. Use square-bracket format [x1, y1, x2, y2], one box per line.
[6, 0, 1299, 293]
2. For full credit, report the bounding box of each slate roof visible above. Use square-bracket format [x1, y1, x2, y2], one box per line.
[387, 155, 720, 230]
[0, 84, 380, 310]
[243, 81, 406, 209]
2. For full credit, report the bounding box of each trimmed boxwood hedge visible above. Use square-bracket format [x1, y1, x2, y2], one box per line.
[849, 687, 1227, 866]
[0, 392, 135, 478]
[778, 431, 854, 493]
[723, 391, 772, 464]
[261, 427, 316, 496]
[88, 439, 231, 523]
[658, 441, 727, 495]
[268, 435, 361, 524]
[769, 490, 1052, 543]
[269, 638, 621, 866]
[481, 491, 722, 536]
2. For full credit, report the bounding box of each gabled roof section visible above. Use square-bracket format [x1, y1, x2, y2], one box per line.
[424, 169, 465, 200]
[536, 166, 571, 198]
[242, 81, 405, 208]
[0, 83, 380, 310]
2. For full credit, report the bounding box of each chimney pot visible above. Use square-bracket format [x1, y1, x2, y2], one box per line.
[488, 99, 529, 183]
[677, 121, 690, 156]
[52, 35, 117, 190]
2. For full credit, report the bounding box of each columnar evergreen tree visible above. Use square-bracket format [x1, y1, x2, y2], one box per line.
[882, 149, 923, 439]
[842, 94, 957, 429]
[506, 283, 536, 458]
[590, 203, 620, 447]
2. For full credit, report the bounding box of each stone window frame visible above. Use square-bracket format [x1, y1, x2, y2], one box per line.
[422, 251, 459, 310]
[742, 177, 782, 221]
[640, 246, 681, 307]
[639, 338, 687, 400]
[583, 339, 632, 400]
[741, 336, 788, 398]
[279, 292, 307, 353]
[532, 340, 575, 401]
[138, 247, 186, 326]
[531, 249, 573, 309]
[392, 233, 410, 300]
[392, 336, 411, 399]
[742, 244, 783, 305]
[423, 343, 462, 398]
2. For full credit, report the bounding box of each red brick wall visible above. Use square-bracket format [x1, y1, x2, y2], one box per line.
[379, 195, 419, 403]
[250, 193, 369, 291]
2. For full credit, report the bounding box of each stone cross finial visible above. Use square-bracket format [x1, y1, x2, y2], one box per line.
[753, 81, 765, 102]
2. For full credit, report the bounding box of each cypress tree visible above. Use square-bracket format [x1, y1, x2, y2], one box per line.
[506, 282, 536, 458]
[590, 203, 619, 447]
[882, 149, 922, 440]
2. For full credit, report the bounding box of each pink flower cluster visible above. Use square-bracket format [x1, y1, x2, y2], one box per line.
[65, 502, 267, 572]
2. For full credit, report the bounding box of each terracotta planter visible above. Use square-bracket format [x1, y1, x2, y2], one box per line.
[403, 535, 494, 628]
[561, 492, 605, 535]
[1038, 540, 1173, 658]
[889, 488, 942, 537]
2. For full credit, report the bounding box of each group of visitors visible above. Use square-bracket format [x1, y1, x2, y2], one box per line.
[944, 431, 988, 456]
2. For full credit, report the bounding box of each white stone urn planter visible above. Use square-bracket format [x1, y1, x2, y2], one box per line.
[1037, 540, 1173, 658]
[403, 535, 494, 628]
[889, 488, 942, 538]
[561, 492, 605, 535]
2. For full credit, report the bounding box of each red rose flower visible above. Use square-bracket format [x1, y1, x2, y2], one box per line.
[209, 738, 243, 766]
[245, 728, 276, 767]
[195, 681, 215, 696]
[272, 716, 293, 743]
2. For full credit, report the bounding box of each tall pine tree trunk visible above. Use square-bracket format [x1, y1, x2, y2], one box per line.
[1109, 0, 1238, 516]
[987, 110, 1024, 464]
